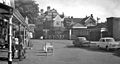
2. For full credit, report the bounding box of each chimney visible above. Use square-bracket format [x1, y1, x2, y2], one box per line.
[71, 16, 73, 19]
[47, 6, 51, 11]
[91, 14, 93, 18]
[40, 9, 44, 13]
[40, 9, 44, 15]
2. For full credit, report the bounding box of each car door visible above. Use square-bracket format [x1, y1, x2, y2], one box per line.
[99, 39, 106, 48]
[102, 39, 107, 48]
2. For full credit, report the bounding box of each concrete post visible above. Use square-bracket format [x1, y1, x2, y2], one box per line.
[69, 29, 72, 40]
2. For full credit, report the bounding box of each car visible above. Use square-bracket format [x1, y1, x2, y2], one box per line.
[97, 37, 120, 50]
[73, 37, 90, 47]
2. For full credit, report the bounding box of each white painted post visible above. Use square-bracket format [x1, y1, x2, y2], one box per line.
[69, 29, 72, 40]
[8, 15, 13, 64]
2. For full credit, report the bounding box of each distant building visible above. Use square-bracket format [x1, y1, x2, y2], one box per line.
[28, 24, 35, 33]
[107, 17, 120, 41]
[81, 14, 97, 27]
[53, 15, 64, 28]
[40, 6, 65, 39]
[43, 6, 58, 29]
[67, 14, 98, 40]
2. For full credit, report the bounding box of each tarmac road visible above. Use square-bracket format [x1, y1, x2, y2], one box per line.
[1, 39, 120, 64]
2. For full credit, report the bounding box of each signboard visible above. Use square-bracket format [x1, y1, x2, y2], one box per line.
[101, 28, 107, 32]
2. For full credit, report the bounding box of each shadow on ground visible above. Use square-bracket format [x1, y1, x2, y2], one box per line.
[65, 45, 115, 53]
[65, 45, 120, 57]
[112, 50, 120, 57]
[0, 57, 8, 61]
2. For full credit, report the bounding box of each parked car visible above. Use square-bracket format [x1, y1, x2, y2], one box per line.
[73, 37, 90, 47]
[97, 37, 120, 50]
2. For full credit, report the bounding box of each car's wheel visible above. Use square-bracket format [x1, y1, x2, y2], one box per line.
[97, 45, 102, 49]
[106, 46, 110, 51]
[74, 45, 78, 47]
[87, 44, 90, 47]
[97, 45, 100, 47]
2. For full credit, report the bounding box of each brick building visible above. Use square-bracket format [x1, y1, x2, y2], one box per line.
[107, 17, 120, 41]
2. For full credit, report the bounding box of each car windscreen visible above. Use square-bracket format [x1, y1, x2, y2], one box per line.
[106, 39, 114, 42]
[79, 38, 86, 40]
[99, 39, 105, 42]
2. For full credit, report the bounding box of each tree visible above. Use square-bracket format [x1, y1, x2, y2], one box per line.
[15, 0, 40, 24]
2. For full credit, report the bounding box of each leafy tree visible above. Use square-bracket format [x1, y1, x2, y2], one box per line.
[14, 0, 40, 24]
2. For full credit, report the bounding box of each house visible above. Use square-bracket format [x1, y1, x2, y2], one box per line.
[71, 22, 89, 40]
[52, 15, 65, 39]
[69, 14, 98, 40]
[80, 14, 97, 27]
[41, 6, 66, 39]
[43, 6, 58, 29]
[87, 22, 107, 41]
[107, 17, 120, 41]
[53, 15, 64, 28]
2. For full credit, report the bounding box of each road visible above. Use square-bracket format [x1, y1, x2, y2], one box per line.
[1, 40, 120, 64]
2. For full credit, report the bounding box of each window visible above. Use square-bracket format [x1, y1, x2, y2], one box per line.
[100, 39, 105, 42]
[106, 39, 114, 42]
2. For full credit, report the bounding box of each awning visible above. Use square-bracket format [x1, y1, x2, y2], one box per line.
[0, 3, 13, 19]
[0, 3, 13, 12]
[13, 9, 30, 31]
[0, 3, 30, 31]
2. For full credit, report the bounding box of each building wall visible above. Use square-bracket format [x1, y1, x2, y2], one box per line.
[113, 18, 120, 40]
[107, 17, 120, 41]
[71, 28, 89, 40]
[88, 30, 100, 41]
[107, 17, 113, 37]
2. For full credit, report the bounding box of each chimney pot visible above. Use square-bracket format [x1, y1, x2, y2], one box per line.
[91, 14, 93, 18]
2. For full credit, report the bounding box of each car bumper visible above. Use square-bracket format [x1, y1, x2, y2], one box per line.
[108, 45, 120, 49]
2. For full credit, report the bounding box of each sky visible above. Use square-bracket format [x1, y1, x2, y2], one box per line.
[36, 0, 120, 22]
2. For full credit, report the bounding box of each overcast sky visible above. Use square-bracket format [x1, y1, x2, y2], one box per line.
[36, 0, 120, 22]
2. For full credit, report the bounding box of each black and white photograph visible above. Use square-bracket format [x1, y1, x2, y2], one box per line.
[0, 0, 120, 64]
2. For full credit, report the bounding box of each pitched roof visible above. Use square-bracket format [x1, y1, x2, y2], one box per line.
[72, 18, 83, 23]
[80, 16, 96, 24]
[72, 23, 87, 28]
[87, 22, 107, 29]
[53, 15, 62, 21]
[64, 18, 83, 26]
[80, 16, 97, 26]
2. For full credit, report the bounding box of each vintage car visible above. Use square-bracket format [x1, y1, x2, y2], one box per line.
[73, 37, 90, 47]
[96, 37, 120, 50]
